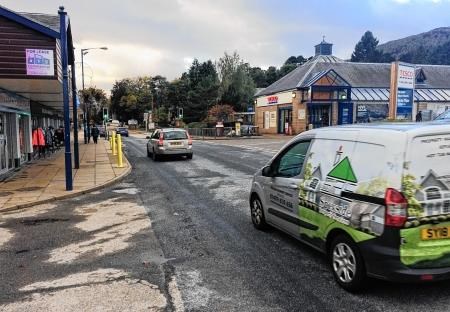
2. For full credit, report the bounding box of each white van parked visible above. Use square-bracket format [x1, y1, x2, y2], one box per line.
[250, 122, 450, 291]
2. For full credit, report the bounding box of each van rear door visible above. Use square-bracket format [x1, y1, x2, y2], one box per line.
[401, 131, 450, 268]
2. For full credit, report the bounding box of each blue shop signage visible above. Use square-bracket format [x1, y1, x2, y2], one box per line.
[396, 88, 413, 119]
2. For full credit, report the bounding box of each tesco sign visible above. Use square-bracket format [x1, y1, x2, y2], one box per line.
[267, 96, 278, 104]
[397, 64, 415, 89]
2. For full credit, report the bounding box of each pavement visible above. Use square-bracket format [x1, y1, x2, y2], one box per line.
[0, 136, 130, 212]
[0, 181, 182, 312]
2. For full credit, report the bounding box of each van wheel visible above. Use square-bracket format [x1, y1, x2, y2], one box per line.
[250, 195, 268, 230]
[329, 235, 366, 292]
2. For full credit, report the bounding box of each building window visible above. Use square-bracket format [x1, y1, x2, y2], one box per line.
[425, 187, 442, 200]
[443, 201, 450, 214]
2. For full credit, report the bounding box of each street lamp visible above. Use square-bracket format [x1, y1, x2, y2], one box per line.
[81, 47, 108, 143]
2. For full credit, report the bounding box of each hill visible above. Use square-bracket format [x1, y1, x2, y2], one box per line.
[377, 27, 450, 65]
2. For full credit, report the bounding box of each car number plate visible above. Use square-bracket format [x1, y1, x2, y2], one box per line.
[421, 227, 450, 240]
[170, 142, 182, 146]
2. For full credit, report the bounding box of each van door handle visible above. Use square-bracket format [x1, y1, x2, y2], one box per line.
[289, 184, 299, 190]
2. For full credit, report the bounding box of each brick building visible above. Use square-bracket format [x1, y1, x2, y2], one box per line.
[255, 40, 450, 135]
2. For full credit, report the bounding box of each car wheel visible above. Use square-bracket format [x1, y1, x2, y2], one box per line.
[329, 235, 366, 292]
[187, 154, 193, 160]
[250, 195, 268, 230]
[147, 146, 151, 157]
[152, 149, 159, 161]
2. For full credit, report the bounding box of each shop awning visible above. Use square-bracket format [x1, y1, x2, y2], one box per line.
[351, 88, 450, 102]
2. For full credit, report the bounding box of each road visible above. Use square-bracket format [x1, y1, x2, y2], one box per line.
[2, 136, 450, 311]
[123, 136, 450, 312]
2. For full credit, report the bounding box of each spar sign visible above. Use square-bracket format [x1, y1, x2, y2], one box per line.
[396, 63, 415, 119]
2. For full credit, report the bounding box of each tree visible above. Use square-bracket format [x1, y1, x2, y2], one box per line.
[249, 67, 268, 88]
[206, 104, 235, 123]
[351, 31, 383, 62]
[278, 63, 298, 78]
[265, 66, 279, 86]
[110, 77, 152, 122]
[183, 59, 219, 123]
[79, 87, 108, 124]
[216, 52, 256, 112]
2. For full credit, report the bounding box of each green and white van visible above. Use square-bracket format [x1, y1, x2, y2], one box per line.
[249, 122, 450, 291]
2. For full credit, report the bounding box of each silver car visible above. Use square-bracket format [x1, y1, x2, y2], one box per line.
[146, 128, 193, 161]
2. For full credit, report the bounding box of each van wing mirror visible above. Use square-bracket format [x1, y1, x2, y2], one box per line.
[262, 165, 274, 177]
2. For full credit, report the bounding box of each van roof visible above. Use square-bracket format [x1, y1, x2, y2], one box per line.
[308, 121, 450, 136]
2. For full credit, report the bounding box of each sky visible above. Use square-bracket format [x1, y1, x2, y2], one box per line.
[3, 0, 450, 92]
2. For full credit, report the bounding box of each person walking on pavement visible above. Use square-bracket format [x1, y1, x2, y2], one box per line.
[416, 110, 423, 122]
[91, 125, 99, 144]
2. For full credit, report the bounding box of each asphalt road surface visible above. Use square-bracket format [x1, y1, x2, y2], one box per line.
[123, 136, 450, 312]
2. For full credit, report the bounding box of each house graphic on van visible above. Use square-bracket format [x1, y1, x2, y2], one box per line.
[323, 156, 358, 195]
[416, 170, 450, 216]
[27, 53, 50, 66]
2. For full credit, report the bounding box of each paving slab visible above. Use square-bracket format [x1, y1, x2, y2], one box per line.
[0, 135, 131, 212]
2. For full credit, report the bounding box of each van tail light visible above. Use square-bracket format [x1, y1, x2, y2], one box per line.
[187, 132, 192, 145]
[158, 133, 164, 146]
[385, 188, 408, 228]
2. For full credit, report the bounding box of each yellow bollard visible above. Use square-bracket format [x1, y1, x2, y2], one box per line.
[112, 131, 117, 155]
[117, 134, 123, 168]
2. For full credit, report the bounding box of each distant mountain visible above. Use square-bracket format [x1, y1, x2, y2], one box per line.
[378, 27, 450, 65]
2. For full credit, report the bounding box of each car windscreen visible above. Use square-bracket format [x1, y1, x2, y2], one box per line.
[163, 131, 187, 140]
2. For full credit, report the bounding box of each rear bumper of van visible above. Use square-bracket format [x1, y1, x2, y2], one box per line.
[359, 240, 450, 282]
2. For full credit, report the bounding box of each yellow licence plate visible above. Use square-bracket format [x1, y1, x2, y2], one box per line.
[421, 227, 450, 240]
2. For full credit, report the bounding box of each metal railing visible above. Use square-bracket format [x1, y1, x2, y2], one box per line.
[187, 126, 260, 140]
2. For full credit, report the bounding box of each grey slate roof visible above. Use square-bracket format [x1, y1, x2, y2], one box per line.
[19, 12, 60, 33]
[257, 56, 450, 96]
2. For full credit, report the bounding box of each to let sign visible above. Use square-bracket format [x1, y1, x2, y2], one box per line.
[26, 49, 54, 76]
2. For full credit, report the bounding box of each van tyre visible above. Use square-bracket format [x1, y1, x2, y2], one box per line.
[329, 235, 366, 292]
[250, 195, 268, 230]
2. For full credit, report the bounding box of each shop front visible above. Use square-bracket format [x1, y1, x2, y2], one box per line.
[256, 91, 296, 135]
[0, 6, 78, 189]
[0, 90, 32, 176]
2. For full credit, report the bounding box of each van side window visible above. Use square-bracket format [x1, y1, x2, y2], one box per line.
[274, 141, 311, 178]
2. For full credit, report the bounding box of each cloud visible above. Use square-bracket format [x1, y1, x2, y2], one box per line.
[2, 0, 450, 92]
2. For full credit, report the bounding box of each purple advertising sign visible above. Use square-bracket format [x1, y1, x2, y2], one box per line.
[26, 49, 54, 76]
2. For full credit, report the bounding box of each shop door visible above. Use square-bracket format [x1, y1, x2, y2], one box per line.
[0, 113, 8, 174]
[308, 104, 331, 129]
[338, 102, 354, 125]
[278, 108, 292, 134]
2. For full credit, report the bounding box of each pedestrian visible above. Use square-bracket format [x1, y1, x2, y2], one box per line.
[91, 125, 99, 144]
[416, 110, 423, 122]
[87, 123, 91, 143]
